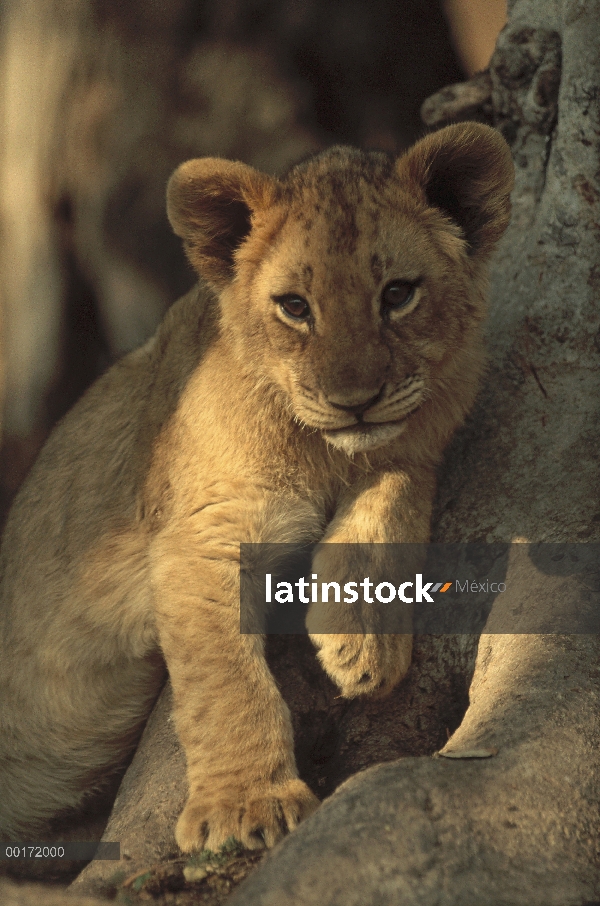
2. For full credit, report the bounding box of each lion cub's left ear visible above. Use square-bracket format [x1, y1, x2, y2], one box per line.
[397, 122, 515, 260]
[167, 158, 277, 288]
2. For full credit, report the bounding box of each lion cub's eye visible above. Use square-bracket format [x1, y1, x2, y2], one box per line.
[275, 295, 311, 321]
[381, 280, 417, 313]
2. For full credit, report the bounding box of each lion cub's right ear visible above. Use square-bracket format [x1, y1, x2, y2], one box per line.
[167, 158, 277, 289]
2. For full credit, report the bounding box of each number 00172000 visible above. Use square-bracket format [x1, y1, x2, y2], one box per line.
[3, 845, 66, 858]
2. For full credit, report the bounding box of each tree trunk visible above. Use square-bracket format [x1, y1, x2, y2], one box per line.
[73, 0, 600, 902]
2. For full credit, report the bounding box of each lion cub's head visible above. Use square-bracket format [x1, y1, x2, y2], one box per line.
[167, 124, 513, 455]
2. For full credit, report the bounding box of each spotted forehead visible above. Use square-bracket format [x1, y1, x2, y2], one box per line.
[280, 148, 399, 257]
[267, 187, 424, 300]
[283, 146, 396, 195]
[265, 217, 413, 315]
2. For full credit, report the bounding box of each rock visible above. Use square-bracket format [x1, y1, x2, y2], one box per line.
[71, 685, 185, 898]
[0, 878, 106, 906]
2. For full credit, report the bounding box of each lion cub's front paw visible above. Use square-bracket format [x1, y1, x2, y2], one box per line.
[175, 778, 319, 853]
[310, 633, 412, 699]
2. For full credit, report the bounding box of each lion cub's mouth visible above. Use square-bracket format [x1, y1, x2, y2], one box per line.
[322, 419, 408, 454]
[298, 376, 426, 454]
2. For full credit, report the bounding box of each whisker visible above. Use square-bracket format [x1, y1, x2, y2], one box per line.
[372, 389, 424, 418]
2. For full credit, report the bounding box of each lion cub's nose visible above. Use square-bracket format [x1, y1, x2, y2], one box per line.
[327, 386, 383, 415]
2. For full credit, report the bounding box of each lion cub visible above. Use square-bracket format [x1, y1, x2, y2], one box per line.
[0, 124, 513, 852]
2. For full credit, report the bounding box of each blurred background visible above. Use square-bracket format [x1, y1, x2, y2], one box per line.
[0, 0, 506, 524]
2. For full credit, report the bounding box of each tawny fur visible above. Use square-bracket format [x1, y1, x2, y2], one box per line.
[0, 124, 513, 852]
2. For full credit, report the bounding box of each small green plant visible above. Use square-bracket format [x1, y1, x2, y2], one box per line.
[186, 836, 244, 869]
[131, 870, 152, 892]
[107, 868, 128, 888]
[219, 836, 245, 858]
[184, 836, 245, 881]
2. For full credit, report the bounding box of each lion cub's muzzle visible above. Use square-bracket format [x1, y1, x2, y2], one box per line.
[296, 375, 426, 454]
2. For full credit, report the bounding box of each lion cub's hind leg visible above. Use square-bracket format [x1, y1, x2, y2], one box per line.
[0, 525, 162, 842]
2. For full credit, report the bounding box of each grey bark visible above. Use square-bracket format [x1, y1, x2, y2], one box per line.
[74, 0, 600, 902]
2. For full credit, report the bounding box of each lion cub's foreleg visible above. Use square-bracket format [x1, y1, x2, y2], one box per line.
[307, 470, 433, 699]
[150, 517, 318, 853]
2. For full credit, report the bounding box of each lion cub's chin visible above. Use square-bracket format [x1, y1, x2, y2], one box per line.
[322, 421, 407, 455]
